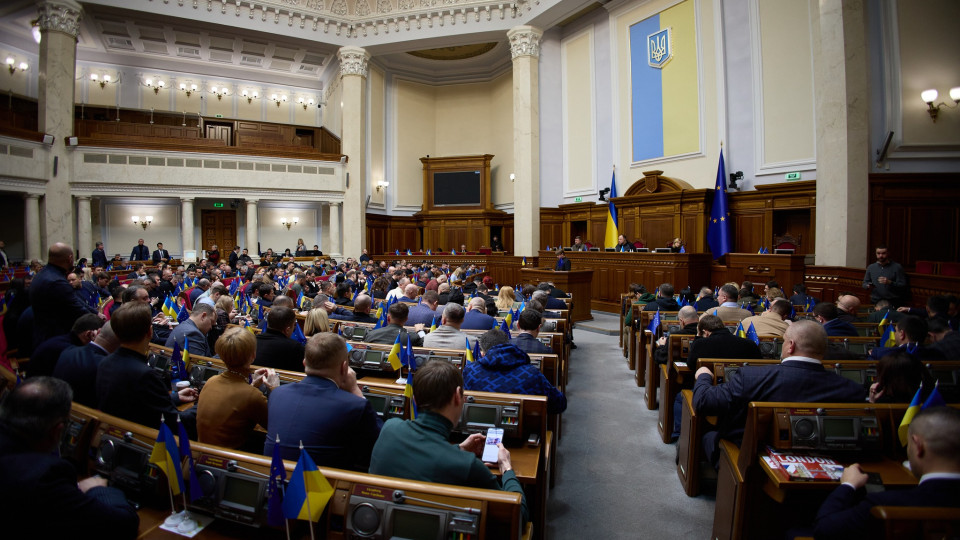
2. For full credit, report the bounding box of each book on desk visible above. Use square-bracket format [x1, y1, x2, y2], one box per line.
[762, 446, 844, 482]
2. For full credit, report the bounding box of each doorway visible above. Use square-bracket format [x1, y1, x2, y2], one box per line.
[200, 209, 237, 255]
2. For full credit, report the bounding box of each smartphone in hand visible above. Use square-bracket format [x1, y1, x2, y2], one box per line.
[482, 428, 504, 463]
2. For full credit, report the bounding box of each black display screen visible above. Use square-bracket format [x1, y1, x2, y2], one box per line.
[116, 444, 146, 472]
[434, 171, 481, 206]
[391, 508, 441, 539]
[465, 405, 497, 426]
[365, 394, 386, 411]
[822, 417, 857, 439]
[222, 475, 260, 510]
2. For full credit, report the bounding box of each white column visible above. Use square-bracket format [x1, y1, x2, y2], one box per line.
[508, 25, 543, 257]
[337, 46, 369, 259]
[24, 194, 42, 262]
[329, 202, 342, 260]
[37, 1, 82, 252]
[245, 199, 259, 258]
[75, 195, 92, 259]
[181, 197, 195, 256]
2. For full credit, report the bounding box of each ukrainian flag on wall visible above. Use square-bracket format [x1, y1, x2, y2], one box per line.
[630, 0, 700, 163]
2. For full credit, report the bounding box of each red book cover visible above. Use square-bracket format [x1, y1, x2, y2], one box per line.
[762, 446, 844, 481]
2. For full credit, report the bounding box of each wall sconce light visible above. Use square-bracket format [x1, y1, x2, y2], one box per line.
[509, 173, 516, 182]
[241, 89, 258, 103]
[271, 93, 287, 107]
[921, 87, 960, 122]
[298, 97, 315, 110]
[6, 57, 28, 75]
[131, 215, 153, 230]
[375, 180, 389, 192]
[211, 86, 229, 100]
[90, 73, 112, 89]
[144, 78, 165, 94]
[179, 82, 198, 97]
[281, 217, 299, 230]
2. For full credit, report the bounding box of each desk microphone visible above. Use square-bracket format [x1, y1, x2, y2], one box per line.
[392, 490, 480, 515]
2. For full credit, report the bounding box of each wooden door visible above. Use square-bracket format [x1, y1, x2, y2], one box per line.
[201, 210, 237, 255]
[205, 123, 232, 145]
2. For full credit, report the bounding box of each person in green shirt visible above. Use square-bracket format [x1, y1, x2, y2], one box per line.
[623, 283, 657, 327]
[368, 360, 529, 525]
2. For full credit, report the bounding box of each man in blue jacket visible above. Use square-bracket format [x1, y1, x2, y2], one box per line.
[29, 243, 98, 348]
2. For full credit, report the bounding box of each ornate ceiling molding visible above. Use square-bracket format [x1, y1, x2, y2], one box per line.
[506, 24, 542, 58]
[338, 46, 370, 77]
[37, 1, 83, 39]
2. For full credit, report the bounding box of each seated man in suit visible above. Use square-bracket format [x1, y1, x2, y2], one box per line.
[363, 302, 425, 346]
[369, 360, 528, 524]
[0, 377, 139, 538]
[555, 250, 571, 271]
[571, 235, 588, 251]
[788, 283, 818, 308]
[264, 333, 382, 469]
[694, 286, 720, 311]
[866, 299, 904, 325]
[699, 284, 752, 321]
[423, 303, 476, 351]
[692, 320, 866, 465]
[96, 302, 198, 436]
[54, 321, 120, 407]
[460, 297, 498, 331]
[164, 302, 216, 358]
[254, 306, 306, 372]
[407, 290, 441, 326]
[928, 318, 960, 360]
[29, 313, 102, 378]
[511, 309, 554, 355]
[466, 329, 567, 414]
[533, 288, 567, 311]
[868, 315, 945, 362]
[836, 294, 862, 323]
[643, 283, 681, 312]
[814, 302, 859, 337]
[815, 406, 960, 539]
[653, 305, 699, 366]
[398, 283, 420, 304]
[740, 298, 792, 337]
[327, 294, 378, 324]
[688, 314, 762, 367]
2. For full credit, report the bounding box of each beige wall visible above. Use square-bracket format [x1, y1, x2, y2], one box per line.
[102, 201, 181, 257]
[394, 73, 514, 210]
[562, 27, 596, 196]
[324, 78, 343, 139]
[258, 206, 319, 254]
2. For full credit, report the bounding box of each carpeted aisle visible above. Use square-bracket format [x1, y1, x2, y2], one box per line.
[546, 311, 714, 539]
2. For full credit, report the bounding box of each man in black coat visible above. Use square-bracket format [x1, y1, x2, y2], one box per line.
[686, 314, 763, 367]
[0, 377, 139, 538]
[54, 321, 120, 408]
[554, 250, 571, 271]
[362, 302, 425, 346]
[91, 241, 109, 268]
[129, 238, 149, 261]
[643, 283, 682, 312]
[254, 306, 307, 372]
[329, 294, 379, 324]
[29, 243, 99, 348]
[653, 306, 699, 366]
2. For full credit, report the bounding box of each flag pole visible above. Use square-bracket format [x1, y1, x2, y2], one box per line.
[300, 440, 316, 540]
[159, 415, 184, 527]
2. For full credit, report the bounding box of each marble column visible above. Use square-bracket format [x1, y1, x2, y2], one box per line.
[24, 194, 42, 262]
[75, 196, 92, 259]
[181, 198, 195, 258]
[508, 26, 543, 257]
[36, 1, 82, 253]
[811, 0, 869, 267]
[245, 199, 259, 259]
[337, 46, 369, 260]
[329, 202, 342, 260]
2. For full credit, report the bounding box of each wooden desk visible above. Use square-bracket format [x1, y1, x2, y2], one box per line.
[520, 267, 593, 322]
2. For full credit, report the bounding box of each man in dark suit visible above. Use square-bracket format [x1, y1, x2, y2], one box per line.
[406, 290, 440, 326]
[130, 238, 149, 261]
[91, 241, 108, 268]
[328, 294, 378, 324]
[362, 302, 425, 346]
[461, 297, 498, 330]
[151, 242, 169, 264]
[511, 309, 553, 355]
[867, 315, 945, 362]
[687, 314, 763, 368]
[653, 306, 699, 366]
[554, 250, 571, 271]
[0, 377, 140, 538]
[813, 302, 858, 337]
[490, 236, 504, 252]
[692, 320, 867, 465]
[29, 243, 98, 348]
[28, 313, 101, 379]
[928, 318, 960, 360]
[643, 283, 682, 312]
[814, 406, 960, 539]
[264, 333, 382, 469]
[228, 246, 241, 270]
[96, 302, 198, 436]
[254, 306, 307, 371]
[164, 302, 216, 358]
[53, 321, 120, 407]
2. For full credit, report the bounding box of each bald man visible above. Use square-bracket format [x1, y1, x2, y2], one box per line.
[29, 243, 99, 348]
[836, 294, 862, 324]
[692, 320, 866, 465]
[461, 297, 497, 330]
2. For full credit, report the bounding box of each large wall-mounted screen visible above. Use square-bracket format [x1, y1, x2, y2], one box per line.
[433, 170, 482, 206]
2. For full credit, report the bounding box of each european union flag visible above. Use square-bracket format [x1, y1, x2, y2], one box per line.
[746, 322, 760, 345]
[291, 322, 307, 345]
[679, 245, 686, 254]
[149, 419, 184, 495]
[282, 444, 334, 522]
[170, 341, 184, 381]
[923, 381, 946, 409]
[266, 435, 286, 527]
[177, 416, 202, 502]
[648, 309, 661, 334]
[707, 149, 731, 260]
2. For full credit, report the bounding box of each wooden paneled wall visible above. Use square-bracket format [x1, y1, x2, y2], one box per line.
[804, 266, 960, 308]
[868, 174, 960, 269]
[365, 211, 513, 254]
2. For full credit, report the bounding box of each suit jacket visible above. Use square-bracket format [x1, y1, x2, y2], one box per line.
[511, 332, 553, 355]
[151, 249, 169, 264]
[96, 346, 187, 434]
[264, 376, 382, 470]
[822, 318, 859, 337]
[930, 331, 960, 361]
[422, 325, 475, 351]
[28, 334, 77, 378]
[643, 297, 681, 312]
[461, 310, 497, 331]
[741, 311, 789, 336]
[695, 297, 720, 311]
[362, 323, 423, 347]
[29, 264, 96, 347]
[571, 243, 587, 252]
[91, 248, 108, 268]
[0, 426, 139, 539]
[700, 304, 753, 321]
[164, 318, 214, 358]
[814, 478, 960, 540]
[187, 287, 206, 307]
[687, 328, 762, 368]
[254, 329, 306, 372]
[653, 322, 699, 365]
[406, 303, 440, 326]
[555, 257, 571, 271]
[545, 296, 567, 310]
[53, 342, 110, 407]
[130, 245, 149, 261]
[329, 308, 378, 324]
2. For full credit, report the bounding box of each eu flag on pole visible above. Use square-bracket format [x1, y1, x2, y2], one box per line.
[746, 322, 760, 345]
[291, 322, 307, 345]
[707, 149, 732, 260]
[499, 319, 512, 339]
[149, 419, 184, 495]
[266, 435, 286, 527]
[282, 444, 334, 522]
[604, 168, 620, 249]
[177, 416, 202, 502]
[647, 309, 661, 334]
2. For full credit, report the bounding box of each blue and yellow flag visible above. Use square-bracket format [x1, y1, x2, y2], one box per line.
[605, 168, 619, 249]
[282, 445, 334, 522]
[746, 322, 760, 345]
[880, 324, 897, 348]
[499, 319, 512, 340]
[386, 334, 402, 370]
[465, 336, 475, 363]
[521, 256, 527, 267]
[898, 385, 923, 446]
[707, 149, 731, 260]
[149, 419, 185, 495]
[404, 338, 418, 420]
[180, 337, 190, 375]
[877, 311, 890, 334]
[735, 321, 746, 339]
[504, 310, 513, 328]
[429, 315, 437, 332]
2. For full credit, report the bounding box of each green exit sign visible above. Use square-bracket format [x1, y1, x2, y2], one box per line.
[574, 196, 583, 202]
[213, 202, 224, 208]
[215, 114, 223, 118]
[785, 172, 802, 181]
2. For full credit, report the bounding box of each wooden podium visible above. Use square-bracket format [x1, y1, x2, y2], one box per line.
[520, 268, 594, 322]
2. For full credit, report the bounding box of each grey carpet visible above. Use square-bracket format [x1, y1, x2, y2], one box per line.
[546, 311, 715, 539]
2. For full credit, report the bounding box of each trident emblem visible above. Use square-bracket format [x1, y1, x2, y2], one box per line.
[647, 27, 673, 68]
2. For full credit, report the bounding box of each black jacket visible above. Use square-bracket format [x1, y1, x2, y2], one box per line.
[687, 328, 762, 368]
[254, 329, 306, 372]
[96, 346, 190, 435]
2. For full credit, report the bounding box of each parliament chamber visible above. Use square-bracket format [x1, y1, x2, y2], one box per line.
[2, 0, 960, 538]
